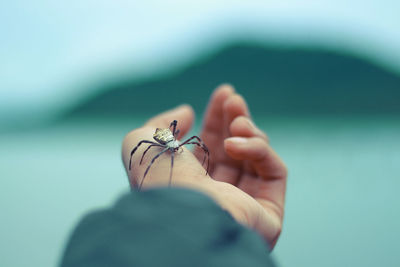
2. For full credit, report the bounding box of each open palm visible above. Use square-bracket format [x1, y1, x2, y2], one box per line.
[122, 84, 287, 249]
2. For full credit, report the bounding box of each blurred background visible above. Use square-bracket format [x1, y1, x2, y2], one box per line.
[1, 1, 399, 266]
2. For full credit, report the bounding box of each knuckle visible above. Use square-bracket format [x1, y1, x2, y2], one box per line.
[275, 162, 288, 180]
[260, 132, 269, 142]
[252, 136, 268, 148]
[268, 155, 288, 179]
[282, 163, 288, 178]
[244, 117, 269, 141]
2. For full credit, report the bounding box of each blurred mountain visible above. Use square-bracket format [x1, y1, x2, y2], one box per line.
[65, 44, 400, 118]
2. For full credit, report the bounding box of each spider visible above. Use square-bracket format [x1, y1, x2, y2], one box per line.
[129, 120, 209, 190]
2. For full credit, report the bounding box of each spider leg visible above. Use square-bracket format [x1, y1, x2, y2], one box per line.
[140, 144, 164, 165]
[179, 135, 203, 146]
[174, 129, 180, 138]
[129, 140, 159, 170]
[181, 141, 210, 175]
[169, 148, 174, 186]
[183, 142, 205, 163]
[204, 145, 210, 175]
[169, 120, 178, 136]
[139, 147, 169, 190]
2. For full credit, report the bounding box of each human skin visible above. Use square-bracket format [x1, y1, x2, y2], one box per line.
[122, 84, 287, 250]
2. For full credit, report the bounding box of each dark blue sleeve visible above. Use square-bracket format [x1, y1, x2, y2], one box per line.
[60, 187, 275, 267]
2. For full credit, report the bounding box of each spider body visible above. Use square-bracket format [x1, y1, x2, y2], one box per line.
[153, 128, 179, 147]
[129, 120, 209, 190]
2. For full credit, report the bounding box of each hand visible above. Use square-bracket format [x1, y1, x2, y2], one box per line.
[122, 85, 287, 249]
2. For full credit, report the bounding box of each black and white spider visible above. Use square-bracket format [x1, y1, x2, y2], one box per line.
[129, 120, 209, 189]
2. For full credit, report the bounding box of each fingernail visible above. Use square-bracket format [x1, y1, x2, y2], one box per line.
[227, 137, 248, 144]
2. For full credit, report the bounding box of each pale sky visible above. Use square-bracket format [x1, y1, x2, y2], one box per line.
[1, 0, 399, 123]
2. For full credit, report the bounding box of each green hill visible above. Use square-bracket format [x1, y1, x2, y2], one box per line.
[65, 44, 400, 118]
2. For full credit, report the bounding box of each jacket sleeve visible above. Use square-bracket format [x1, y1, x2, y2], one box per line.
[60, 187, 275, 267]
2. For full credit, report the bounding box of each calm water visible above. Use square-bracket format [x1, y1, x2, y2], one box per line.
[0, 116, 399, 267]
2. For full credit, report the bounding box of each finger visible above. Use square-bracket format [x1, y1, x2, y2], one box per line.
[145, 104, 194, 139]
[194, 84, 234, 171]
[223, 94, 250, 135]
[200, 84, 235, 137]
[224, 136, 287, 218]
[224, 137, 287, 181]
[210, 94, 251, 182]
[229, 116, 268, 142]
